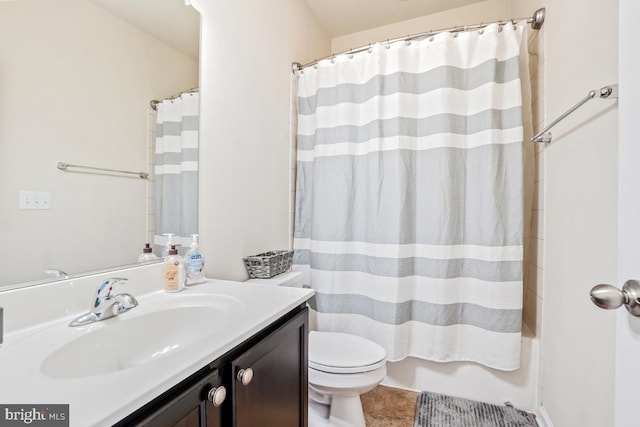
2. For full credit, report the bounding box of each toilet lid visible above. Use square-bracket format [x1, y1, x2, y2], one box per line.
[309, 331, 386, 374]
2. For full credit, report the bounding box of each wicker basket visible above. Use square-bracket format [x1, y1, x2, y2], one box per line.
[243, 250, 294, 279]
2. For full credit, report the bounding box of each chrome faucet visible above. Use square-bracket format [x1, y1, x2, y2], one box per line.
[69, 277, 138, 327]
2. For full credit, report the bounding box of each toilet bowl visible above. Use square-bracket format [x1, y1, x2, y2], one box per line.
[307, 331, 387, 427]
[246, 271, 387, 427]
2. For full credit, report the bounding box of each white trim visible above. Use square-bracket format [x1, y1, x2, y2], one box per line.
[535, 406, 554, 427]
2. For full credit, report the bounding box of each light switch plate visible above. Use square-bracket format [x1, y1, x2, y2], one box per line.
[19, 191, 51, 210]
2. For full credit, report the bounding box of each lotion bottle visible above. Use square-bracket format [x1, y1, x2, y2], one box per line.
[185, 234, 206, 285]
[164, 245, 185, 293]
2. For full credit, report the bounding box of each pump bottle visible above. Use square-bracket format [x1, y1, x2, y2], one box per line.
[161, 233, 175, 258]
[138, 243, 159, 263]
[164, 245, 185, 292]
[185, 234, 206, 285]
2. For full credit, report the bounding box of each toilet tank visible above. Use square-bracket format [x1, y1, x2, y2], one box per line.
[245, 270, 308, 288]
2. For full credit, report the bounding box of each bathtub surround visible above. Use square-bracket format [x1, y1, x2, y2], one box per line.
[294, 22, 528, 371]
[153, 91, 200, 254]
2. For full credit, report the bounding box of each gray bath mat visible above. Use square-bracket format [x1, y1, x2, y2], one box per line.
[414, 391, 537, 427]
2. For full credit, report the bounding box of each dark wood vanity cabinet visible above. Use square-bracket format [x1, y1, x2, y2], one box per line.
[115, 305, 308, 427]
[127, 368, 224, 427]
[231, 306, 308, 427]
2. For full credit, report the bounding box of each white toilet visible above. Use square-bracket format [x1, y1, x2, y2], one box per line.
[247, 271, 387, 427]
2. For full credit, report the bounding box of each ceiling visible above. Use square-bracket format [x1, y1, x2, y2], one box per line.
[85, 0, 488, 59]
[304, 0, 487, 37]
[87, 0, 200, 59]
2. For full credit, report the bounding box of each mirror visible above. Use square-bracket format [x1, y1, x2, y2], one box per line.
[0, 0, 200, 289]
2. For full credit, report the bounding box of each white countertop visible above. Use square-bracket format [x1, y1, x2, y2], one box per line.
[0, 278, 313, 427]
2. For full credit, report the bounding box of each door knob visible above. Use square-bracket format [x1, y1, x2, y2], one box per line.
[590, 279, 640, 317]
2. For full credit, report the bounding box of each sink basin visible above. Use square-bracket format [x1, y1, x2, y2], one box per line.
[41, 295, 241, 379]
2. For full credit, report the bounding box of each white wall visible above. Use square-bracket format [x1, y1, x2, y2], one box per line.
[191, 0, 330, 281]
[511, 0, 619, 426]
[331, 0, 512, 53]
[0, 0, 198, 286]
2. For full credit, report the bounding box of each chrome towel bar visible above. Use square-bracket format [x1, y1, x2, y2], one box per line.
[531, 84, 619, 143]
[57, 162, 149, 179]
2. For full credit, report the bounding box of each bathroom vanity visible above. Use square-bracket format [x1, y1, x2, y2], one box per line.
[115, 305, 308, 427]
[0, 264, 313, 427]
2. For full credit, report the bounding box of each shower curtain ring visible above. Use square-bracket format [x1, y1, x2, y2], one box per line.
[367, 43, 373, 54]
[349, 49, 354, 59]
[385, 39, 391, 49]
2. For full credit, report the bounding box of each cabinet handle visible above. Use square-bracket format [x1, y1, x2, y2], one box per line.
[207, 386, 227, 407]
[236, 368, 254, 386]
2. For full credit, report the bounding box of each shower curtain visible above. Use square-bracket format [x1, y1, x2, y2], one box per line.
[294, 23, 528, 371]
[154, 91, 199, 254]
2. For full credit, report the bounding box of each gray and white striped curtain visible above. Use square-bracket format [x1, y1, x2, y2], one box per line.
[294, 23, 527, 370]
[154, 92, 199, 254]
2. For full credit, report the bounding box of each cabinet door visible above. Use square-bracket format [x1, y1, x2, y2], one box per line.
[135, 369, 224, 427]
[231, 308, 308, 427]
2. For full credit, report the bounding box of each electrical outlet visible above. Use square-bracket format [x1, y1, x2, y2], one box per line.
[19, 191, 51, 210]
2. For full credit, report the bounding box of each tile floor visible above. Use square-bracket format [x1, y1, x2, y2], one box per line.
[361, 385, 419, 426]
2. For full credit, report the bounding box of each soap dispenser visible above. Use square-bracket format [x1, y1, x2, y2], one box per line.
[138, 243, 159, 263]
[161, 233, 175, 258]
[185, 234, 206, 285]
[164, 245, 185, 293]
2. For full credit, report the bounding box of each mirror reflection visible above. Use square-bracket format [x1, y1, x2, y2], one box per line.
[0, 0, 200, 288]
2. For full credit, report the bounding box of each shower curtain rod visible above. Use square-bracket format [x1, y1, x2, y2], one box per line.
[150, 87, 198, 111]
[292, 7, 546, 72]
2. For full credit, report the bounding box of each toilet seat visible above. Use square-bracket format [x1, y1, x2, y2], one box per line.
[309, 331, 386, 374]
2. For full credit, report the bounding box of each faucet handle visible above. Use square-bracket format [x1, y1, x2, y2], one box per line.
[44, 269, 69, 278]
[94, 277, 128, 308]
